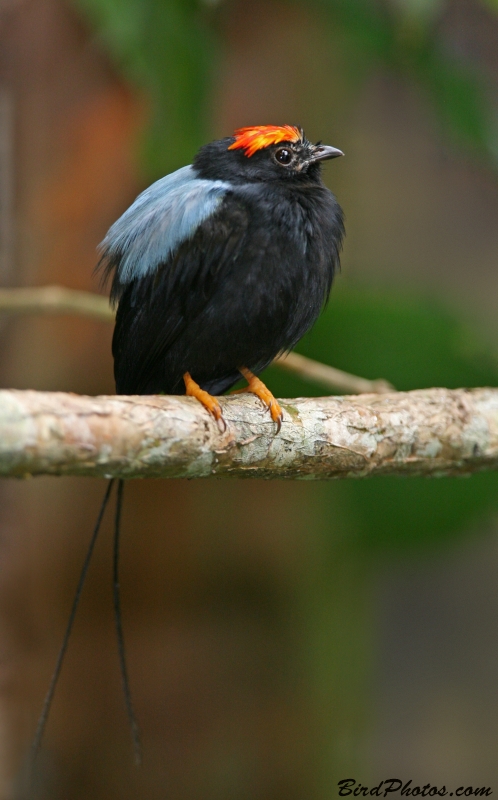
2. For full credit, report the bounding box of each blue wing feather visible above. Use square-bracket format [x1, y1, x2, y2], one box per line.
[99, 165, 230, 285]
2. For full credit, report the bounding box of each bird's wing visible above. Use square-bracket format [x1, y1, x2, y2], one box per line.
[111, 191, 254, 394]
[98, 164, 231, 301]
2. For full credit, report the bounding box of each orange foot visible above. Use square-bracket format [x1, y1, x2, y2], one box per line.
[234, 367, 283, 432]
[184, 372, 226, 432]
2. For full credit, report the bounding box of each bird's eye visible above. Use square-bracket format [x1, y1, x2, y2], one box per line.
[275, 148, 293, 165]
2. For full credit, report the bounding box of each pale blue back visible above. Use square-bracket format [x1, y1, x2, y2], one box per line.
[100, 165, 230, 283]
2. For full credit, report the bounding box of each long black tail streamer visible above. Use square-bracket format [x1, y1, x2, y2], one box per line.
[29, 479, 115, 766]
[113, 479, 142, 765]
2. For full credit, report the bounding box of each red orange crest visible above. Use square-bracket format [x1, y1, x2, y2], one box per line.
[228, 125, 302, 157]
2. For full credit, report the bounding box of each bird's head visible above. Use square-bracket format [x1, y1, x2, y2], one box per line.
[193, 125, 343, 184]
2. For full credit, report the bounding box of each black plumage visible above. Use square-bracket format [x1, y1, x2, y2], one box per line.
[100, 127, 344, 411]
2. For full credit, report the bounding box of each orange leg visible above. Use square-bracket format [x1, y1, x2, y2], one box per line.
[183, 372, 226, 432]
[235, 367, 283, 432]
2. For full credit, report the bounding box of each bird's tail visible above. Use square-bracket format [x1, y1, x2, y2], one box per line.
[113, 479, 141, 764]
[28, 477, 141, 774]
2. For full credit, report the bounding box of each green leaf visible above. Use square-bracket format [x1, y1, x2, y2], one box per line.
[73, 0, 216, 176]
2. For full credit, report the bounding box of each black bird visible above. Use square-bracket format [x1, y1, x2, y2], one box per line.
[29, 126, 345, 769]
[99, 124, 345, 428]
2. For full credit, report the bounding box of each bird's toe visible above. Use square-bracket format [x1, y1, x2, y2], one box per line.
[184, 372, 226, 431]
[238, 368, 283, 433]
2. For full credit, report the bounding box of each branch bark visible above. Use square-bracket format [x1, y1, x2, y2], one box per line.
[1, 388, 497, 480]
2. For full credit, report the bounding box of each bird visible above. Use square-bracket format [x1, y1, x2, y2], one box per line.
[98, 124, 345, 430]
[29, 126, 345, 769]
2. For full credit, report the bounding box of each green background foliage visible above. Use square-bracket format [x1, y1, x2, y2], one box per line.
[75, 0, 215, 171]
[74, 0, 498, 176]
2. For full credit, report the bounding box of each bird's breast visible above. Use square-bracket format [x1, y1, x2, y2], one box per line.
[213, 183, 341, 357]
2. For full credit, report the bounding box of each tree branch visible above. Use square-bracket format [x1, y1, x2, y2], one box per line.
[274, 351, 394, 394]
[0, 285, 113, 322]
[0, 285, 394, 395]
[1, 388, 497, 480]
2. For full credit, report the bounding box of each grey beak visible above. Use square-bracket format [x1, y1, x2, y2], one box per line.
[309, 144, 344, 163]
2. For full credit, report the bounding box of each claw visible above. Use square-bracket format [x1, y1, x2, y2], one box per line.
[268, 399, 283, 433]
[216, 414, 227, 434]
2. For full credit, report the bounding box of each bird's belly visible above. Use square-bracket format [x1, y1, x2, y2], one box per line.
[170, 257, 326, 391]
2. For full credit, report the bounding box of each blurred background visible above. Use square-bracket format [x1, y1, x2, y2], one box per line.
[0, 0, 498, 797]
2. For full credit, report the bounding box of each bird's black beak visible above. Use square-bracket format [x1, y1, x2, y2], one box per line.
[309, 144, 344, 163]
